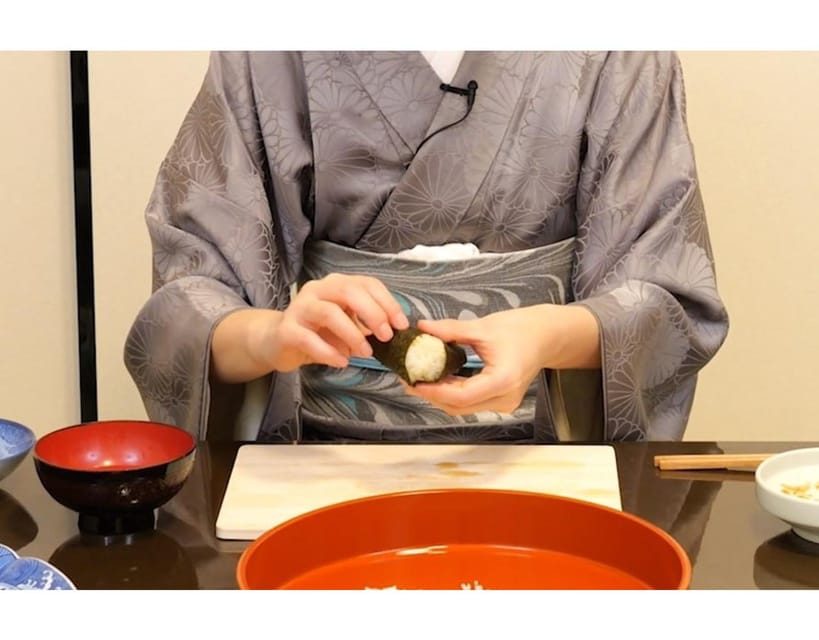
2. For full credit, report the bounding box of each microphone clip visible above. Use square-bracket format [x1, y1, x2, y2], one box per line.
[440, 80, 479, 107]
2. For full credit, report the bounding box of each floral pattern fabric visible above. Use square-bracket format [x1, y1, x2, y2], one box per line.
[125, 51, 728, 442]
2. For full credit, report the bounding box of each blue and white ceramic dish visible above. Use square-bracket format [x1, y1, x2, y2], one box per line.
[0, 419, 36, 482]
[0, 544, 76, 590]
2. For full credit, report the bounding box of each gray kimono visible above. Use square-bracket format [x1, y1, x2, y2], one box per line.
[125, 51, 729, 442]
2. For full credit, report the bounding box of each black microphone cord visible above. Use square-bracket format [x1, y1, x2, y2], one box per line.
[414, 80, 478, 155]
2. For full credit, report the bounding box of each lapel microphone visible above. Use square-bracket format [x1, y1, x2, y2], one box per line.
[413, 80, 479, 155]
[439, 80, 479, 108]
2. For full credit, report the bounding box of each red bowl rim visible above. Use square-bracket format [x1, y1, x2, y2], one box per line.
[33, 419, 196, 471]
[236, 487, 692, 590]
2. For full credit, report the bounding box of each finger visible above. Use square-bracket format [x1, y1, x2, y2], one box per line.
[317, 328, 353, 359]
[416, 317, 483, 344]
[319, 278, 405, 342]
[408, 370, 515, 410]
[359, 279, 410, 332]
[288, 325, 350, 369]
[404, 383, 519, 415]
[426, 399, 519, 416]
[304, 300, 372, 357]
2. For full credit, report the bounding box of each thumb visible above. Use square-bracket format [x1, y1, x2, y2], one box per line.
[417, 317, 482, 344]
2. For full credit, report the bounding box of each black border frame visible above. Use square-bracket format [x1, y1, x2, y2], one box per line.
[70, 50, 98, 422]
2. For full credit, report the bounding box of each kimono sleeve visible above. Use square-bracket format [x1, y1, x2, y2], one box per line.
[572, 52, 729, 441]
[124, 52, 297, 439]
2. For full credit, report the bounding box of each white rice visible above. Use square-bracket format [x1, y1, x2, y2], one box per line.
[365, 580, 485, 590]
[404, 334, 446, 384]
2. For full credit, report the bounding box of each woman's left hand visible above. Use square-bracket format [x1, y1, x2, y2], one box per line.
[404, 304, 600, 415]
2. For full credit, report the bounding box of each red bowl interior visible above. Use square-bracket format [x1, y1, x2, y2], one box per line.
[34, 420, 195, 471]
[237, 489, 691, 590]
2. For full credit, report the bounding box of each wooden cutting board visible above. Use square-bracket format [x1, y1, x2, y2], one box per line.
[215, 444, 621, 540]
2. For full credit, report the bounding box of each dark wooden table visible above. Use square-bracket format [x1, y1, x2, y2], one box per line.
[2, 440, 817, 589]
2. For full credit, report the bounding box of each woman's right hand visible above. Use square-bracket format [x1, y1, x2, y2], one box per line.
[271, 273, 410, 371]
[211, 273, 409, 383]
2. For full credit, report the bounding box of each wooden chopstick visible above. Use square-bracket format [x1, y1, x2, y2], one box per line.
[653, 469, 758, 483]
[653, 453, 774, 471]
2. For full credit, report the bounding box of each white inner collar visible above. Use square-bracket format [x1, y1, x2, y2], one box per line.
[421, 51, 465, 84]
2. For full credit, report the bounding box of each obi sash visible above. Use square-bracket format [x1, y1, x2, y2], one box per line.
[283, 237, 578, 443]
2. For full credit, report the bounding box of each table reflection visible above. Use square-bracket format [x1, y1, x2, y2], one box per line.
[618, 442, 727, 565]
[0, 489, 38, 550]
[754, 530, 819, 589]
[49, 528, 198, 590]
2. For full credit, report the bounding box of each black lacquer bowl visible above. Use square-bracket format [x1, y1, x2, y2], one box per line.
[33, 420, 196, 536]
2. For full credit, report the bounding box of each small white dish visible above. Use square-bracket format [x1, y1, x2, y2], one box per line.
[756, 447, 819, 544]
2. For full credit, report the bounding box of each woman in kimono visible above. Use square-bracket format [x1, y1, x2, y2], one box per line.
[125, 51, 729, 443]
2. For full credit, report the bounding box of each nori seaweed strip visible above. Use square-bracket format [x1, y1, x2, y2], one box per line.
[366, 327, 467, 385]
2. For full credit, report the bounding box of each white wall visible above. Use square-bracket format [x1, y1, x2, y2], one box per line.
[5, 51, 819, 441]
[0, 52, 80, 436]
[88, 51, 210, 422]
[680, 52, 819, 441]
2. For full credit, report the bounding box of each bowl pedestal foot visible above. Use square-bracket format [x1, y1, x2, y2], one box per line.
[78, 510, 156, 536]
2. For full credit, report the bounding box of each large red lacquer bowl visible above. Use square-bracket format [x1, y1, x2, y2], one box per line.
[34, 420, 196, 536]
[237, 488, 691, 590]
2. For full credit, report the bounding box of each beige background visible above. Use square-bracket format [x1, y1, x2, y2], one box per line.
[681, 52, 819, 441]
[3, 51, 818, 441]
[0, 52, 80, 436]
[87, 52, 210, 422]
